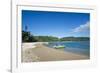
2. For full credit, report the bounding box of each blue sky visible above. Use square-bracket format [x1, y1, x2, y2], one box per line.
[22, 10, 90, 38]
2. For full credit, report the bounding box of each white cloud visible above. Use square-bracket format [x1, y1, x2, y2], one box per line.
[73, 21, 90, 33]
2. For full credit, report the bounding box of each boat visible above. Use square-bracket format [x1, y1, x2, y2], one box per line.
[53, 45, 65, 49]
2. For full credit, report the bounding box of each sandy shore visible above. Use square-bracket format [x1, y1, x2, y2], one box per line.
[22, 43, 89, 62]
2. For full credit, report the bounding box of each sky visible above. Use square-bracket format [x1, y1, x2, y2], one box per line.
[22, 10, 90, 38]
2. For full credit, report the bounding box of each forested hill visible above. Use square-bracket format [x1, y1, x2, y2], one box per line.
[60, 37, 90, 41]
[22, 31, 90, 42]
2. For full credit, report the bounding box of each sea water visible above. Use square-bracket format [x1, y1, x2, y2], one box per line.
[47, 41, 90, 56]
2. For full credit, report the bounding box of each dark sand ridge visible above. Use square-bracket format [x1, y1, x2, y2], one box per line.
[22, 43, 89, 62]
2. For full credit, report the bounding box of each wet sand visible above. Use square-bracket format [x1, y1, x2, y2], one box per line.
[22, 43, 89, 62]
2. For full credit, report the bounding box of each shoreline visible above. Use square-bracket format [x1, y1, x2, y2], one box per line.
[22, 42, 89, 62]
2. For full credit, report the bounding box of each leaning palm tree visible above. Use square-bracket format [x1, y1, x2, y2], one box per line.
[25, 25, 28, 32]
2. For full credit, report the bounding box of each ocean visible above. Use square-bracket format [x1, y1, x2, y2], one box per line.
[46, 41, 90, 56]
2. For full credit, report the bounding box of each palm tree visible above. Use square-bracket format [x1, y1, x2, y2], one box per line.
[25, 25, 28, 32]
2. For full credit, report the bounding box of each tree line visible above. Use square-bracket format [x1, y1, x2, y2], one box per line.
[22, 30, 90, 42]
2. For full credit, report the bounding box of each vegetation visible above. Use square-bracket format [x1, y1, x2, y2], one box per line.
[22, 30, 90, 42]
[22, 31, 38, 42]
[34, 36, 59, 42]
[60, 37, 90, 41]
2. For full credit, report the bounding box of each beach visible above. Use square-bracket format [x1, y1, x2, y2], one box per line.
[22, 42, 89, 62]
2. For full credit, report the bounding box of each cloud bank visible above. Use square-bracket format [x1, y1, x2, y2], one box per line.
[73, 21, 90, 33]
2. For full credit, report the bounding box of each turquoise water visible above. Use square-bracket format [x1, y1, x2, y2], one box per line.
[47, 41, 90, 56]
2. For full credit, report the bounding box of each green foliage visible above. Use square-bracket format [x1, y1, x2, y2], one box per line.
[34, 36, 59, 42]
[22, 31, 37, 42]
[22, 31, 89, 42]
[60, 37, 90, 41]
